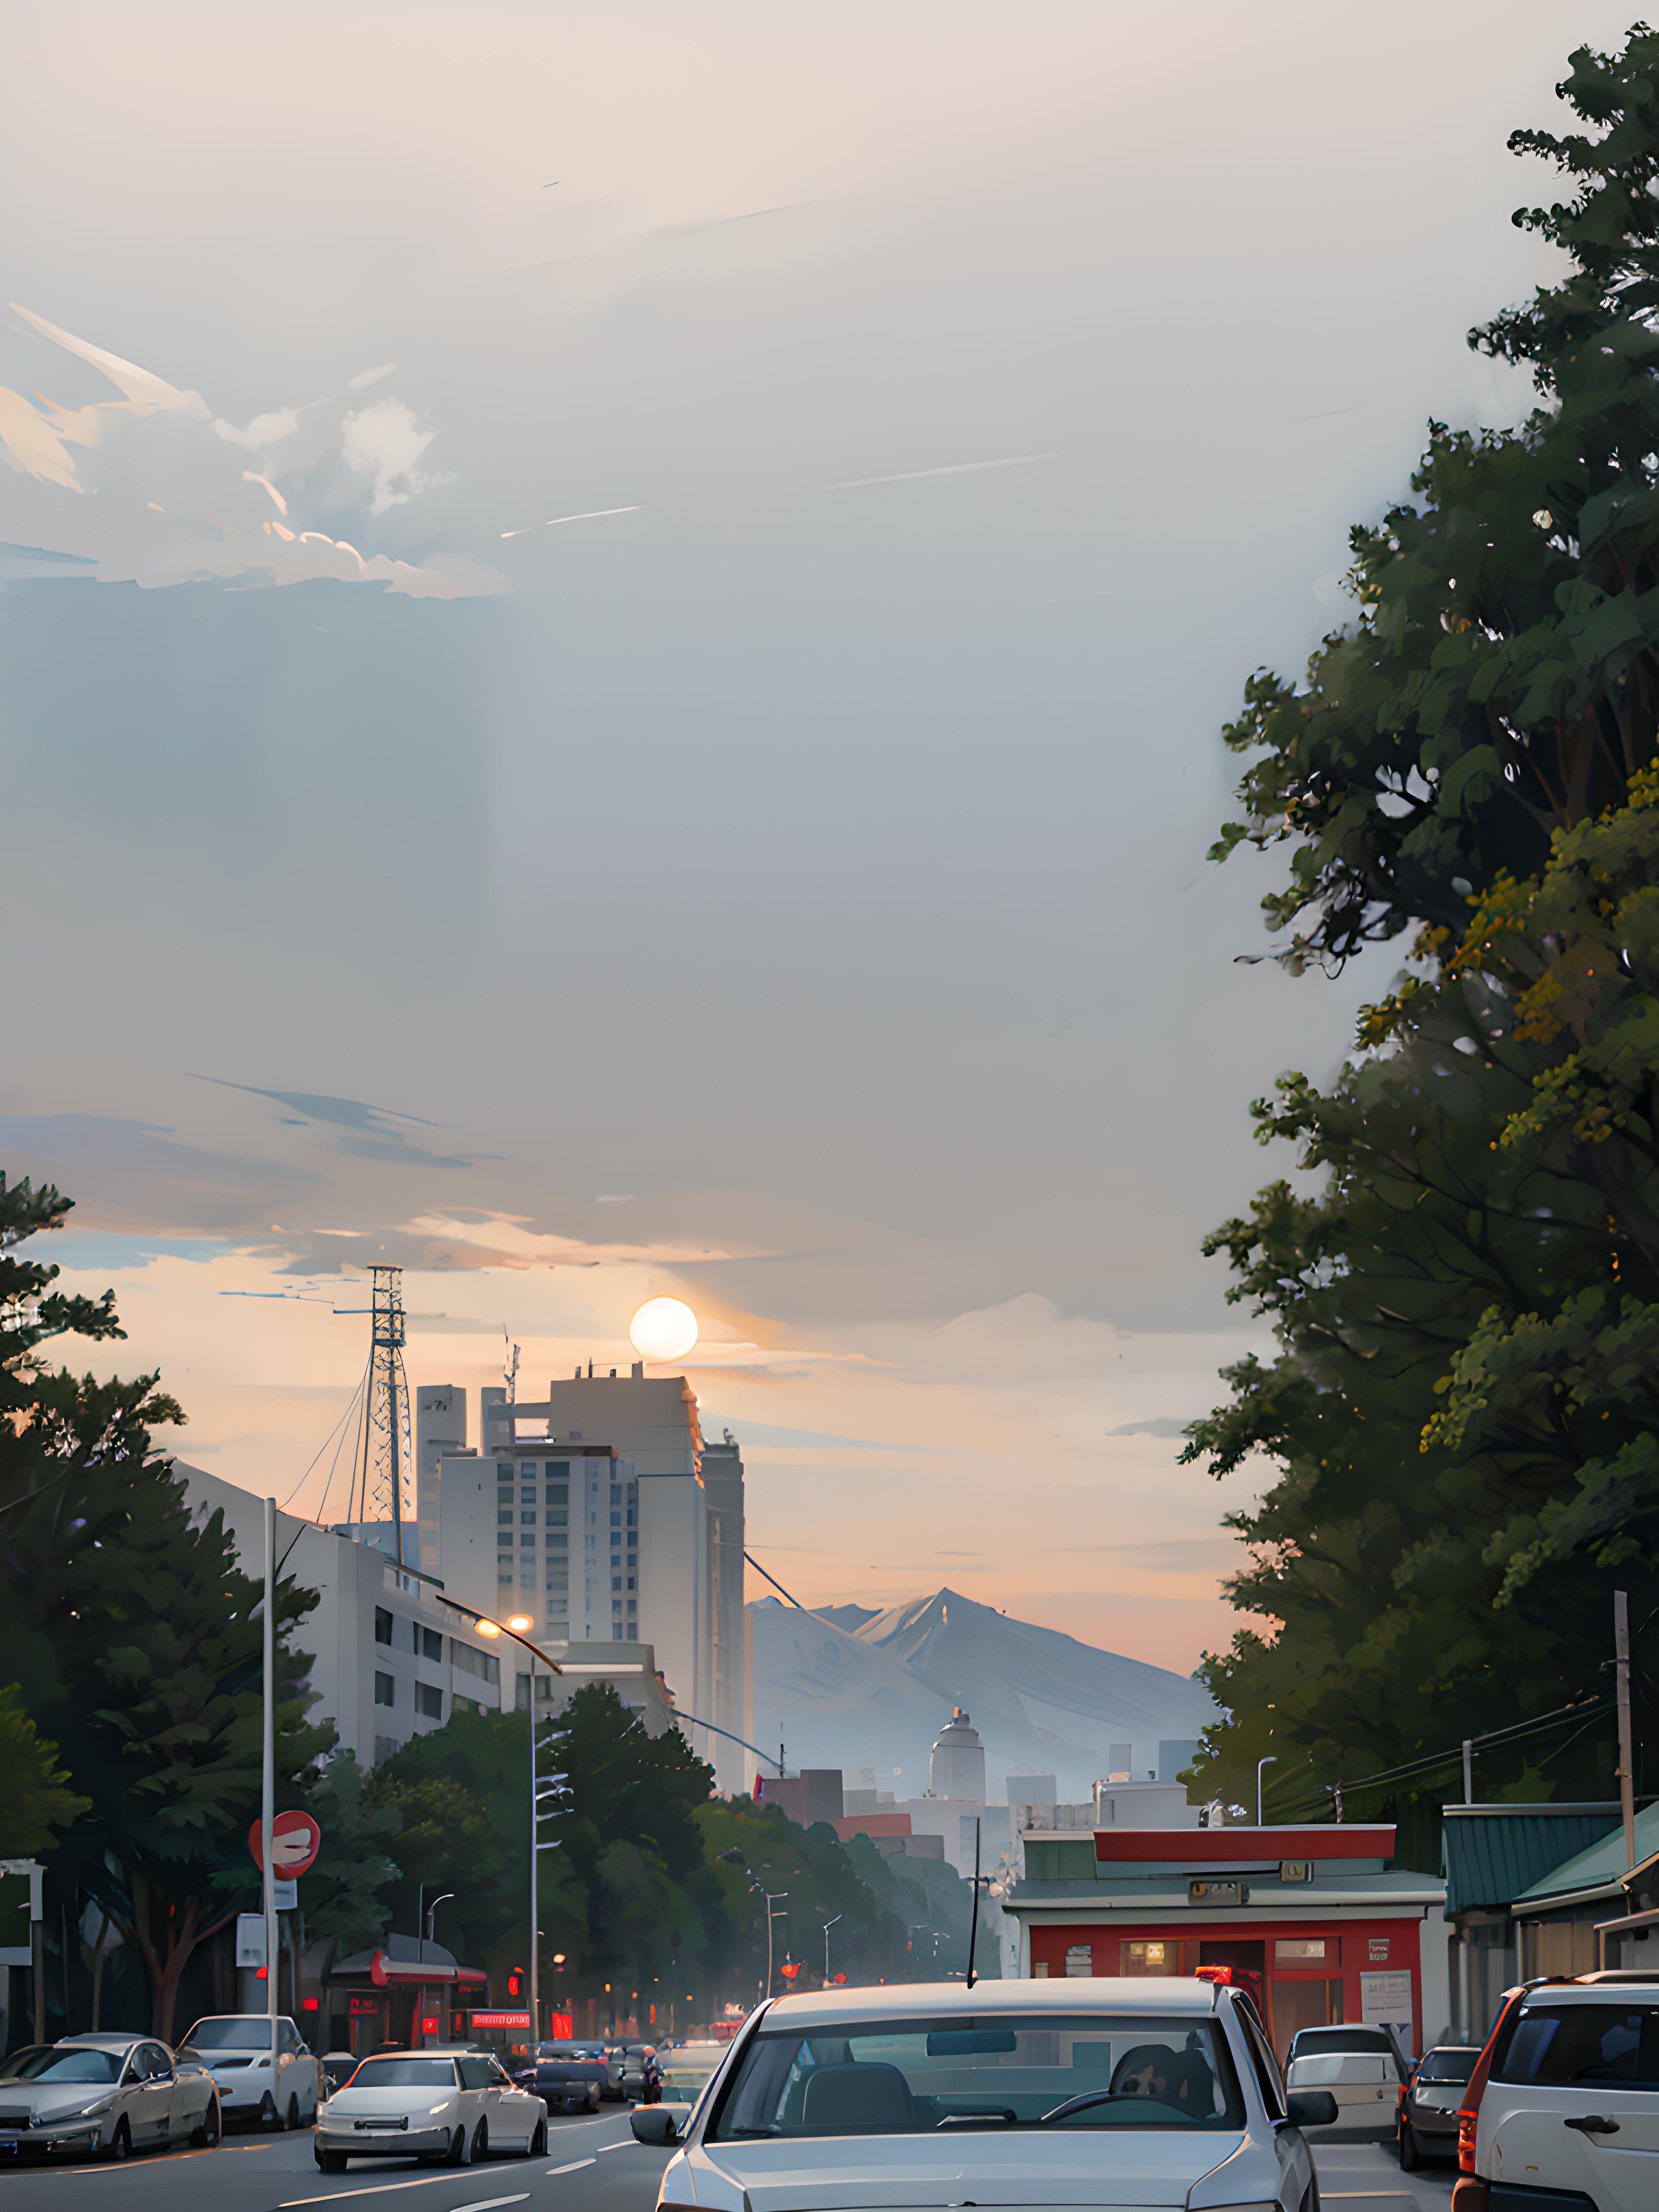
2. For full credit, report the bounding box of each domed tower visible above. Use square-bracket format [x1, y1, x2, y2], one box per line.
[929, 1707, 986, 1801]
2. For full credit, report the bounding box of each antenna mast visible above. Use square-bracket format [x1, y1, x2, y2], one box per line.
[357, 1265, 412, 1564]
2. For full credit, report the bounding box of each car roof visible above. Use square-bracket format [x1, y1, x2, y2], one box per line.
[1521, 1980, 1659, 2003]
[58, 2034, 145, 2051]
[758, 1977, 1220, 2030]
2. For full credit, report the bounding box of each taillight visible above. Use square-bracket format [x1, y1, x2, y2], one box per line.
[1457, 1993, 1521, 2174]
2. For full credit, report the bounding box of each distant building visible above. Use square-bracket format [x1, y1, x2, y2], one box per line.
[929, 1709, 987, 1800]
[415, 1384, 467, 1569]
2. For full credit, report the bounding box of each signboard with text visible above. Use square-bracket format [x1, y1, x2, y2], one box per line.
[469, 2010, 531, 2031]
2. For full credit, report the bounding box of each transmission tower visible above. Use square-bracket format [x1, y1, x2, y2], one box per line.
[353, 1265, 412, 1563]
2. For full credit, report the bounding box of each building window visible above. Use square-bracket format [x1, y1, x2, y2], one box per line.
[626, 1599, 637, 1616]
[374, 1607, 393, 1646]
[375, 1671, 396, 1707]
[521, 1511, 537, 1526]
[546, 1509, 566, 1527]
[1122, 1940, 1177, 1976]
[547, 1482, 568, 1504]
[498, 1510, 513, 1526]
[625, 1576, 635, 1592]
[417, 1683, 443, 1721]
[453, 1642, 499, 1686]
[1064, 1944, 1093, 1977]
[421, 1627, 442, 1662]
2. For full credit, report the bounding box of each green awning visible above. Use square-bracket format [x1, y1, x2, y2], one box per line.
[1513, 1802, 1659, 1908]
[1443, 1807, 1621, 1915]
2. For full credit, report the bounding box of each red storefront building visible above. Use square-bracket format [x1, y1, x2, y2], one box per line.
[1004, 1824, 1446, 2061]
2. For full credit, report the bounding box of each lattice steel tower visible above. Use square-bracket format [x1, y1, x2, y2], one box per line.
[353, 1264, 413, 1563]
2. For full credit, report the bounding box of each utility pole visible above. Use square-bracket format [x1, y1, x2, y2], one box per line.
[822, 1914, 841, 1985]
[1462, 1739, 1474, 1804]
[355, 1267, 410, 1561]
[1616, 1590, 1636, 1874]
[263, 1494, 277, 2031]
[1256, 1755, 1277, 1826]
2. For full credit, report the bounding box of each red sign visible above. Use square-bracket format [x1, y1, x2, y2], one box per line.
[419, 2016, 440, 2038]
[469, 2010, 531, 2031]
[546, 2011, 574, 2040]
[248, 1810, 323, 1877]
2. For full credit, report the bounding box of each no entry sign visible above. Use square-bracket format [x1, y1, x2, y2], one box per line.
[248, 1809, 323, 1877]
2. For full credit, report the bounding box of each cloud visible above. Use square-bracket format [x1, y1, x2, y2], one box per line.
[189, 1077, 480, 1168]
[1107, 1417, 1193, 1438]
[341, 398, 455, 517]
[0, 304, 503, 597]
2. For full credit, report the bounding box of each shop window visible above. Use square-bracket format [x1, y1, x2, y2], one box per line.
[1122, 1940, 1178, 1976]
[1064, 1944, 1094, 1977]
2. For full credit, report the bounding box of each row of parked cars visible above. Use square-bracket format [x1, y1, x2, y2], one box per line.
[0, 2011, 721, 2168]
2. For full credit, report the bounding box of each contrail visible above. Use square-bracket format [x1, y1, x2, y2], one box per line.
[500, 505, 641, 539]
[819, 454, 1049, 491]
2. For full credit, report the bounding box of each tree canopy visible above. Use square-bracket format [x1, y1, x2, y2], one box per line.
[1190, 26, 1659, 1828]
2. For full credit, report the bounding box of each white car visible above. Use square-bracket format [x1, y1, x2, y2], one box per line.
[631, 1977, 1338, 2211]
[0, 2033, 220, 2163]
[177, 2013, 322, 2130]
[313, 2046, 548, 2170]
[1285, 2024, 1406, 2140]
[1464, 1972, 1659, 2212]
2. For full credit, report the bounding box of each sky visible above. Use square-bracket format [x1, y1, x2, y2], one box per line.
[1, 0, 1635, 1676]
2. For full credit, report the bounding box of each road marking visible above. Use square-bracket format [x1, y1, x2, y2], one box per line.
[443, 2197, 529, 2212]
[595, 2142, 635, 2154]
[280, 2176, 494, 2206]
[545, 2158, 597, 2174]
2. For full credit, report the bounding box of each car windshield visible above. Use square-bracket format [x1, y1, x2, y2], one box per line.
[182, 2019, 272, 2051]
[1292, 2029, 1391, 2057]
[0, 2047, 125, 2084]
[1416, 2048, 1478, 2083]
[707, 2013, 1244, 2139]
[346, 2058, 459, 2088]
[1495, 2005, 1659, 2091]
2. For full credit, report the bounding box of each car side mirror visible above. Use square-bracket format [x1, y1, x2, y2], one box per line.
[1285, 2089, 1338, 2129]
[630, 2104, 690, 2145]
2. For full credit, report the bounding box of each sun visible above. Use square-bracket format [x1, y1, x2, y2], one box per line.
[629, 1296, 699, 1363]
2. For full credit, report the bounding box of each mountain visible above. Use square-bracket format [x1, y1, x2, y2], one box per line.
[747, 1587, 1218, 1803]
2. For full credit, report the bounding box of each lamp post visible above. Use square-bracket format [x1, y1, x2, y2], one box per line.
[718, 1851, 787, 1996]
[262, 1496, 276, 2031]
[1255, 1756, 1277, 1827]
[821, 1914, 841, 1986]
[469, 1610, 565, 2042]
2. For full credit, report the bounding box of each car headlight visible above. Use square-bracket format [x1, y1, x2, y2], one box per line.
[427, 2101, 456, 2115]
[59, 2098, 115, 2123]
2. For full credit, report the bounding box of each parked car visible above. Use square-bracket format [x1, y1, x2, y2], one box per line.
[630, 1975, 1339, 2212]
[1286, 2022, 1407, 2139]
[313, 2046, 546, 2170]
[177, 2013, 322, 2131]
[1457, 1971, 1659, 2212]
[0, 2034, 220, 2163]
[514, 2043, 608, 2114]
[1396, 2043, 1477, 2167]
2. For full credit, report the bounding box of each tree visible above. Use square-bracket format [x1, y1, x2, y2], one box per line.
[0, 1169, 332, 2034]
[0, 1683, 88, 1856]
[367, 1708, 529, 1969]
[1188, 28, 1659, 1826]
[299, 1752, 403, 1955]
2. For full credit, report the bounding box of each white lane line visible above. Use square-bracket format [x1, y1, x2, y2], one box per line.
[280, 2176, 491, 2206]
[444, 2197, 529, 2212]
[595, 2141, 636, 2154]
[545, 2159, 597, 2175]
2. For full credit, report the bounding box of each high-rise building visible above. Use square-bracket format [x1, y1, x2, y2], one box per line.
[437, 1368, 747, 1789]
[415, 1384, 467, 1568]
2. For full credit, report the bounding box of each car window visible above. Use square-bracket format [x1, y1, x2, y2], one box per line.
[1416, 2049, 1478, 2084]
[1495, 2005, 1659, 2092]
[0, 2047, 124, 2085]
[488, 2059, 514, 2087]
[181, 2019, 273, 2051]
[458, 2057, 492, 2089]
[707, 2013, 1245, 2140]
[144, 2045, 174, 2079]
[349, 2058, 460, 2088]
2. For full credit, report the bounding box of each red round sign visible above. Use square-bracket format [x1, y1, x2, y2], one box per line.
[247, 1809, 323, 1878]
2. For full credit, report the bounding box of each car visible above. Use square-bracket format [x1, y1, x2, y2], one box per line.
[514, 2042, 608, 2114]
[177, 2013, 323, 2130]
[1457, 1971, 1659, 2212]
[313, 2045, 546, 2170]
[618, 2044, 661, 2101]
[628, 1975, 1339, 2212]
[1285, 2022, 1408, 2140]
[1396, 2042, 1477, 2167]
[0, 2034, 221, 2163]
[656, 2040, 724, 2104]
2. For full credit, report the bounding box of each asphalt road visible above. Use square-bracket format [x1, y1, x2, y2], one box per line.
[0, 2112, 1457, 2212]
[0, 2107, 671, 2212]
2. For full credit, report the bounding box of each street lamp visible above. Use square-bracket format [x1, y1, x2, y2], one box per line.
[470, 1611, 565, 2040]
[821, 1914, 842, 1985]
[718, 1850, 787, 1996]
[1256, 1756, 1277, 1827]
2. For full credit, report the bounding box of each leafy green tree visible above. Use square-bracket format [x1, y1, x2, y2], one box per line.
[1189, 28, 1659, 1827]
[299, 1752, 403, 1955]
[0, 1683, 88, 1856]
[1, 1170, 331, 2034]
[367, 1708, 529, 1968]
[697, 1800, 904, 2001]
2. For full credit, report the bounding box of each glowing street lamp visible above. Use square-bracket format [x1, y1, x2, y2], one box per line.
[469, 1612, 565, 2039]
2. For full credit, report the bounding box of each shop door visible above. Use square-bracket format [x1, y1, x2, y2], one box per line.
[1271, 1976, 1343, 2064]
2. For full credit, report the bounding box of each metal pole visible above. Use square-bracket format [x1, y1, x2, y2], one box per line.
[1616, 1590, 1636, 1873]
[1256, 1756, 1277, 1826]
[263, 1495, 277, 2032]
[528, 1654, 540, 2043]
[1462, 1738, 1474, 1804]
[823, 1914, 841, 1985]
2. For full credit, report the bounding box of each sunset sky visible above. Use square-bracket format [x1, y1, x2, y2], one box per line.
[2, 0, 1630, 1674]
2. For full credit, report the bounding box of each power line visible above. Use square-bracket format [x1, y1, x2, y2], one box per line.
[1264, 1696, 1616, 1820]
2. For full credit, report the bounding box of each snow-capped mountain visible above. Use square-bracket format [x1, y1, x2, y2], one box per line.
[748, 1587, 1219, 1803]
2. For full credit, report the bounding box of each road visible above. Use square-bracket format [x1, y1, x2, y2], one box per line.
[0, 2114, 1455, 2212]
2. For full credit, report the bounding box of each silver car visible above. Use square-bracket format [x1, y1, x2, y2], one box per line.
[0, 2034, 221, 2163]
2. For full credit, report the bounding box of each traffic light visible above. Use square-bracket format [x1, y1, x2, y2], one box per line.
[505, 1965, 526, 2000]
